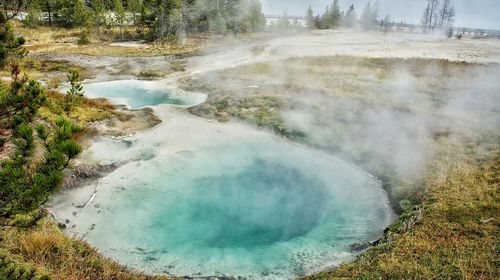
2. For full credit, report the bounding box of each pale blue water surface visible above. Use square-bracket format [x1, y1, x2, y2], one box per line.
[82, 80, 206, 109]
[67, 138, 393, 279]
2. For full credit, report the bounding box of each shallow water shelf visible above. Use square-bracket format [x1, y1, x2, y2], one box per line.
[82, 80, 207, 109]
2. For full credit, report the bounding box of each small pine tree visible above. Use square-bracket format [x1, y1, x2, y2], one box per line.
[114, 0, 126, 40]
[24, 3, 42, 27]
[0, 22, 27, 68]
[361, 2, 374, 31]
[65, 69, 84, 112]
[89, 0, 106, 40]
[306, 6, 314, 30]
[321, 5, 331, 29]
[245, 0, 266, 32]
[313, 15, 322, 29]
[343, 4, 357, 28]
[330, 0, 342, 28]
[77, 30, 91, 45]
[210, 13, 227, 34]
[0, 64, 45, 128]
[67, 70, 84, 97]
[0, 117, 82, 218]
[128, 0, 143, 26]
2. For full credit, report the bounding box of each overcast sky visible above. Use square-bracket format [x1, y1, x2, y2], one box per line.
[261, 0, 500, 30]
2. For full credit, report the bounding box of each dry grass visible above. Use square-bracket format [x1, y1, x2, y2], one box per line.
[24, 42, 201, 57]
[193, 56, 484, 117]
[39, 90, 114, 126]
[11, 21, 202, 58]
[1, 221, 170, 280]
[303, 151, 499, 280]
[12, 21, 80, 45]
[0, 56, 92, 82]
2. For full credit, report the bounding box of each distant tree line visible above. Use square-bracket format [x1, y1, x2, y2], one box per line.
[305, 1, 380, 31]
[421, 0, 455, 32]
[5, 0, 266, 42]
[305, 0, 456, 35]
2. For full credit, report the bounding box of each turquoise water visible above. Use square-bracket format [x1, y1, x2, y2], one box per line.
[69, 139, 393, 279]
[82, 80, 206, 109]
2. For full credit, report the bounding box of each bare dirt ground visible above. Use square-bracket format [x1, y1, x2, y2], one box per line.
[27, 30, 500, 85]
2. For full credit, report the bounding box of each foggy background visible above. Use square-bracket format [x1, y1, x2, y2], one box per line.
[261, 0, 500, 30]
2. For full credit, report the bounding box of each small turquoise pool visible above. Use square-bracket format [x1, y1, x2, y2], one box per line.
[82, 80, 207, 109]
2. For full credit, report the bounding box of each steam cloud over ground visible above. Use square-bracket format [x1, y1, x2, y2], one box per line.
[50, 30, 500, 278]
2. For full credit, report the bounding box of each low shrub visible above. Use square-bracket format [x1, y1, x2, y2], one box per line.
[77, 32, 90, 45]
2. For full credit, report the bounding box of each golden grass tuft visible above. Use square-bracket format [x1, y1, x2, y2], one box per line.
[68, 106, 112, 124]
[1, 221, 170, 280]
[39, 90, 115, 126]
[19, 232, 69, 264]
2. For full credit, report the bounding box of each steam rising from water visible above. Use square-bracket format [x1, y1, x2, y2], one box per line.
[52, 31, 500, 279]
[189, 55, 500, 199]
[54, 124, 394, 279]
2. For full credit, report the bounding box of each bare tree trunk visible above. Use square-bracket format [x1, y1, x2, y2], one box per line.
[429, 0, 435, 30]
[96, 19, 101, 40]
[158, 11, 165, 40]
[423, 3, 430, 32]
[45, 0, 52, 25]
[439, 0, 450, 29]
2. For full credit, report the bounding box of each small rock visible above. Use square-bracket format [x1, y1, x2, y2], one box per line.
[350, 242, 369, 252]
[145, 256, 159, 262]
